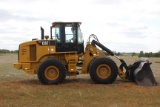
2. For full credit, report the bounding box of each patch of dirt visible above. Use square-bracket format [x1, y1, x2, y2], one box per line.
[1, 81, 21, 89]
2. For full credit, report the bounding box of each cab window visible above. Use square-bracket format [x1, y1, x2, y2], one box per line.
[65, 24, 76, 43]
[55, 25, 61, 42]
[77, 25, 83, 44]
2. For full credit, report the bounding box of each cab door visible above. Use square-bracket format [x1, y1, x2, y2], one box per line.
[56, 23, 77, 52]
[55, 23, 84, 53]
[63, 24, 77, 52]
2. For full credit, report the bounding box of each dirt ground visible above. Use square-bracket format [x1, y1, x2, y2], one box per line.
[0, 54, 160, 107]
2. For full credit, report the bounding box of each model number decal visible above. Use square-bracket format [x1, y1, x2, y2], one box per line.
[42, 41, 48, 46]
[36, 41, 55, 46]
[37, 41, 49, 46]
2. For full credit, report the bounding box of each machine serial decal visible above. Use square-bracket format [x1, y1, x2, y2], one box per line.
[21, 49, 27, 55]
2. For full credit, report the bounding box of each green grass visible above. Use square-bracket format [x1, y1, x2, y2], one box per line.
[0, 54, 160, 107]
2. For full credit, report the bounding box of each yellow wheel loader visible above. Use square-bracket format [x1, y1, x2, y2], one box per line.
[13, 22, 157, 86]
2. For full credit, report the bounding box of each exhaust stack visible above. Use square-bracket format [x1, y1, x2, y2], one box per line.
[41, 27, 44, 39]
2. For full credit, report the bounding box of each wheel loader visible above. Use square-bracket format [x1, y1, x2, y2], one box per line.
[13, 22, 157, 86]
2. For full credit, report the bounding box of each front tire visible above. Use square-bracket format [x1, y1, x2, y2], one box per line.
[89, 57, 118, 84]
[38, 58, 66, 84]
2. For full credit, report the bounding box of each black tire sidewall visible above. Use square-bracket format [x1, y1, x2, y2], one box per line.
[89, 57, 118, 84]
[38, 58, 66, 84]
[87, 56, 99, 72]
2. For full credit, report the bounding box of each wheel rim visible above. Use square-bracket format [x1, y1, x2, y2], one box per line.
[96, 64, 111, 79]
[44, 66, 59, 80]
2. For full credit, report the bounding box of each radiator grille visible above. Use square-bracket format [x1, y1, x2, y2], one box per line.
[30, 45, 36, 61]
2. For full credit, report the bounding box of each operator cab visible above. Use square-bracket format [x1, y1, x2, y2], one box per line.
[52, 22, 84, 54]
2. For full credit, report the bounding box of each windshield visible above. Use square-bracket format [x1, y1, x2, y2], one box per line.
[77, 25, 83, 44]
[55, 25, 61, 42]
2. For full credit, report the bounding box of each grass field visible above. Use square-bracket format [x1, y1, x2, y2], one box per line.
[0, 54, 160, 107]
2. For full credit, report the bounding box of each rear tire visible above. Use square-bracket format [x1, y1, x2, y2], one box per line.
[38, 58, 66, 85]
[89, 57, 118, 84]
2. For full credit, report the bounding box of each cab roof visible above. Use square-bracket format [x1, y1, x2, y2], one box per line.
[52, 22, 81, 27]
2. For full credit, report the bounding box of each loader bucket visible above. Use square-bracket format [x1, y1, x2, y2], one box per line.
[128, 59, 157, 86]
[133, 62, 157, 86]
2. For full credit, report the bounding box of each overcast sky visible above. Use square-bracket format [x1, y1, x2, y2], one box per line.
[0, 0, 160, 52]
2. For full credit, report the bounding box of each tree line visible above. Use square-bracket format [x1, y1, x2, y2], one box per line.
[138, 51, 160, 57]
[103, 50, 160, 57]
[0, 49, 18, 53]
